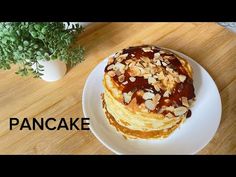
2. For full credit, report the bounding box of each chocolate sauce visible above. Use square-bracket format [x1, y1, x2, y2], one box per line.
[186, 110, 192, 118]
[122, 45, 160, 60]
[105, 45, 195, 116]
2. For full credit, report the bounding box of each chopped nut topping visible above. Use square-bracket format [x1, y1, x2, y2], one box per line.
[142, 47, 153, 52]
[154, 52, 160, 59]
[122, 81, 128, 85]
[117, 53, 128, 62]
[107, 71, 116, 77]
[166, 67, 173, 73]
[163, 90, 171, 97]
[140, 61, 148, 68]
[129, 77, 136, 82]
[129, 66, 141, 76]
[149, 63, 156, 68]
[107, 64, 114, 71]
[144, 73, 152, 79]
[164, 59, 170, 64]
[129, 61, 136, 67]
[155, 60, 161, 66]
[166, 112, 174, 118]
[141, 57, 150, 63]
[167, 74, 174, 83]
[188, 99, 195, 106]
[125, 59, 133, 65]
[153, 83, 160, 92]
[136, 62, 145, 69]
[152, 94, 161, 105]
[114, 51, 122, 58]
[115, 70, 122, 76]
[145, 100, 156, 111]
[156, 71, 165, 80]
[148, 76, 157, 84]
[165, 106, 174, 112]
[181, 97, 189, 107]
[174, 107, 188, 116]
[179, 75, 186, 82]
[150, 68, 157, 75]
[143, 92, 155, 100]
[114, 62, 125, 72]
[123, 91, 133, 104]
[162, 61, 168, 66]
[118, 75, 125, 82]
[163, 55, 173, 60]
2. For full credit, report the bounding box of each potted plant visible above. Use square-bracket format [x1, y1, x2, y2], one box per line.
[0, 22, 84, 82]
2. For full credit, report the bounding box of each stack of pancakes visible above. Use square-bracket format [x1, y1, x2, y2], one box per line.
[102, 45, 195, 139]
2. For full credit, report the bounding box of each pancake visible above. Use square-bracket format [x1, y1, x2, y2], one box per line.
[102, 45, 196, 139]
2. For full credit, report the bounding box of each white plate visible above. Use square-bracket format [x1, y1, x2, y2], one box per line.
[82, 50, 222, 154]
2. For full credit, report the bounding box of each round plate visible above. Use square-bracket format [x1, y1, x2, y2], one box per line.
[82, 50, 222, 154]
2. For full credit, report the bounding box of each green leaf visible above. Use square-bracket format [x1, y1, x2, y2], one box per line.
[34, 44, 38, 49]
[44, 52, 49, 56]
[16, 30, 21, 36]
[30, 31, 37, 38]
[10, 37, 16, 42]
[3, 28, 8, 34]
[18, 45, 23, 51]
[36, 51, 42, 56]
[23, 41, 29, 46]
[38, 34, 45, 40]
[38, 64, 44, 68]
[36, 56, 41, 60]
[34, 24, 41, 31]
[41, 26, 47, 34]
[2, 38, 7, 44]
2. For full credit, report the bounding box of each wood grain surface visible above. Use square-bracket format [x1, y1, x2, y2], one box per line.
[0, 22, 235, 154]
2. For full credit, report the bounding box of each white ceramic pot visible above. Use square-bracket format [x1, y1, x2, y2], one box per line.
[32, 60, 67, 82]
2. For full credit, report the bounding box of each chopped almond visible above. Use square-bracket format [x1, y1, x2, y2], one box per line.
[123, 91, 133, 104]
[143, 92, 155, 100]
[129, 77, 136, 82]
[142, 47, 153, 53]
[107, 64, 114, 71]
[182, 97, 189, 107]
[107, 71, 116, 77]
[152, 94, 161, 105]
[163, 90, 171, 97]
[179, 75, 186, 82]
[118, 75, 125, 82]
[166, 113, 174, 118]
[145, 100, 156, 111]
[148, 76, 157, 84]
[174, 107, 188, 116]
[122, 81, 128, 85]
[154, 52, 160, 59]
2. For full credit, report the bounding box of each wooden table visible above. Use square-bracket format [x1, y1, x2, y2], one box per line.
[0, 23, 235, 154]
